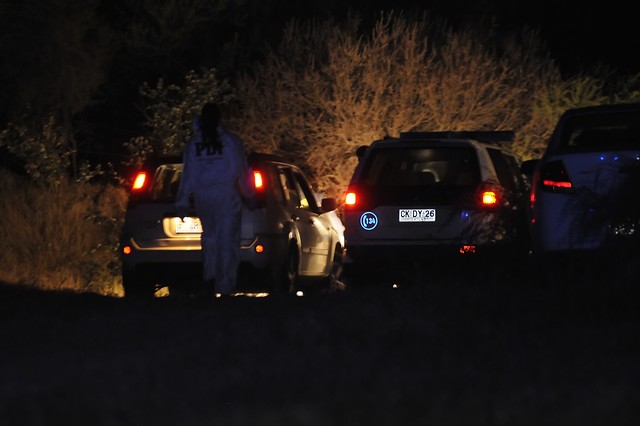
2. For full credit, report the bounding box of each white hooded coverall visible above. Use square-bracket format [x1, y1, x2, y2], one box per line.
[176, 124, 254, 294]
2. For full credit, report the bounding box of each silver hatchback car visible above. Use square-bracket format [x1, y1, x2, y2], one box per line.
[119, 153, 345, 297]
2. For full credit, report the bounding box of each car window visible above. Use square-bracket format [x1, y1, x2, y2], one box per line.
[292, 171, 320, 213]
[149, 164, 182, 202]
[560, 111, 640, 151]
[273, 165, 321, 213]
[264, 165, 284, 204]
[486, 148, 518, 191]
[360, 147, 480, 188]
[277, 167, 301, 209]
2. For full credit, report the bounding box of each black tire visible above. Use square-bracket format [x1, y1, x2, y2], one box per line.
[122, 270, 155, 299]
[271, 247, 298, 294]
[322, 245, 346, 293]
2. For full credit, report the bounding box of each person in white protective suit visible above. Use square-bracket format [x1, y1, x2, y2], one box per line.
[175, 103, 255, 296]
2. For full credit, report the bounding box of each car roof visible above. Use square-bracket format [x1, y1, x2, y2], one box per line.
[399, 131, 515, 143]
[365, 131, 517, 158]
[370, 130, 514, 146]
[142, 152, 293, 168]
[560, 102, 640, 118]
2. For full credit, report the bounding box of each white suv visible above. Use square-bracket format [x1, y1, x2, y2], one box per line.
[119, 153, 345, 298]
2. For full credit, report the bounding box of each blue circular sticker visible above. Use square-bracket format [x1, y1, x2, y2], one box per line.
[360, 211, 379, 231]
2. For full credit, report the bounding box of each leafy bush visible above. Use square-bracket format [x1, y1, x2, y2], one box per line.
[0, 170, 128, 296]
[0, 116, 72, 185]
[126, 68, 234, 166]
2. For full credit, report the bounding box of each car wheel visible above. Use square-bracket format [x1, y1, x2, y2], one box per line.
[272, 247, 297, 294]
[122, 270, 155, 299]
[324, 245, 346, 292]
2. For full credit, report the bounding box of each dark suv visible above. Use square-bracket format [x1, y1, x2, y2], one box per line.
[120, 153, 345, 297]
[342, 131, 530, 285]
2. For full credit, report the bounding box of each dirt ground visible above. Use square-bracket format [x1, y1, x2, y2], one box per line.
[1, 275, 639, 426]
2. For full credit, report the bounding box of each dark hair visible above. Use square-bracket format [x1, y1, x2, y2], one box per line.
[200, 103, 222, 151]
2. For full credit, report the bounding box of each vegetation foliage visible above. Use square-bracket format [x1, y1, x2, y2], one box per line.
[0, 171, 127, 296]
[138, 14, 640, 197]
[125, 69, 234, 166]
[1, 8, 639, 294]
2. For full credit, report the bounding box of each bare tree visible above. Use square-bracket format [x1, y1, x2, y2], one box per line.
[231, 13, 560, 197]
[132, 12, 640, 198]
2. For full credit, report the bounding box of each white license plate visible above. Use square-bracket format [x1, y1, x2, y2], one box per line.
[176, 217, 203, 234]
[398, 208, 436, 222]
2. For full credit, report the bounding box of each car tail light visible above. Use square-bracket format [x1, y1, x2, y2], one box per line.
[476, 183, 501, 208]
[540, 160, 573, 190]
[250, 169, 267, 208]
[345, 191, 357, 207]
[253, 171, 264, 190]
[481, 190, 498, 206]
[131, 172, 148, 191]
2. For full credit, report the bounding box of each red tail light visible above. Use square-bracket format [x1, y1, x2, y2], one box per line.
[345, 191, 357, 207]
[540, 160, 573, 190]
[481, 190, 498, 206]
[253, 171, 264, 190]
[131, 172, 148, 191]
[476, 183, 501, 208]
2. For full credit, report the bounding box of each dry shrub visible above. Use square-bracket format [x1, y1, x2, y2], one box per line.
[0, 170, 127, 296]
[135, 13, 640, 199]
[230, 13, 560, 198]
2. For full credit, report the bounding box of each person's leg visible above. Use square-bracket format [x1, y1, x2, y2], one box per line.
[195, 197, 218, 289]
[213, 192, 242, 295]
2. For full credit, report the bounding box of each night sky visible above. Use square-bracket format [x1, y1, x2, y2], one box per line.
[339, 0, 639, 74]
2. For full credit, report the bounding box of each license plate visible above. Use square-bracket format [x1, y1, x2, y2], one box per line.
[176, 217, 203, 234]
[398, 208, 436, 222]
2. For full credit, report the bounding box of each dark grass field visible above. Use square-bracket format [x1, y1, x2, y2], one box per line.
[1, 269, 639, 426]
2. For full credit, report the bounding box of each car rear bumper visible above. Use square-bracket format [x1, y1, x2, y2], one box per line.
[120, 233, 286, 272]
[345, 240, 515, 264]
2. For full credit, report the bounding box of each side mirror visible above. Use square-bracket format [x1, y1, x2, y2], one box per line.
[321, 197, 338, 212]
[520, 159, 539, 177]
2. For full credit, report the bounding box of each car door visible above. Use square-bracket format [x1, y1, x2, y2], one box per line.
[279, 167, 331, 275]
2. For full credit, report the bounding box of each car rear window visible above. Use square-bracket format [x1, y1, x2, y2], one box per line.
[560, 111, 640, 151]
[360, 146, 481, 188]
[486, 148, 520, 192]
[149, 163, 183, 202]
